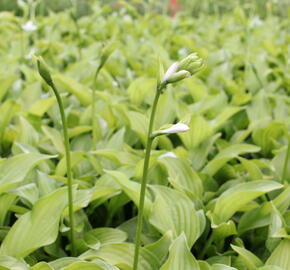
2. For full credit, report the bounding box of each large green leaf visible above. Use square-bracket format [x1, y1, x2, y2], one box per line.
[31, 262, 53, 270]
[231, 244, 263, 270]
[203, 144, 261, 176]
[0, 256, 29, 270]
[149, 185, 205, 248]
[0, 194, 16, 225]
[53, 74, 92, 106]
[159, 156, 203, 200]
[0, 153, 53, 193]
[160, 233, 200, 270]
[266, 239, 290, 269]
[61, 261, 117, 270]
[84, 228, 127, 250]
[238, 186, 290, 233]
[80, 243, 159, 270]
[0, 187, 68, 258]
[106, 170, 152, 217]
[212, 180, 283, 224]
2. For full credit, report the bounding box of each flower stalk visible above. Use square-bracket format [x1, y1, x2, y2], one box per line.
[36, 56, 76, 256]
[133, 53, 203, 270]
[132, 86, 162, 270]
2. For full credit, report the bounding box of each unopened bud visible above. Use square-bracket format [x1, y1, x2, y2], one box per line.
[166, 70, 190, 84]
[159, 52, 204, 89]
[99, 41, 117, 69]
[152, 123, 190, 137]
[35, 56, 53, 87]
[177, 53, 204, 75]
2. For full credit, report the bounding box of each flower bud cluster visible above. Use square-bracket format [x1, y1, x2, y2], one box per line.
[161, 53, 203, 86]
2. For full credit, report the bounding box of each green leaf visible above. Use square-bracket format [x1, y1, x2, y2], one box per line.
[268, 203, 289, 239]
[49, 258, 81, 270]
[127, 77, 155, 105]
[159, 157, 203, 200]
[31, 262, 53, 270]
[231, 244, 263, 270]
[0, 100, 20, 144]
[53, 74, 92, 106]
[144, 231, 173, 263]
[106, 170, 152, 217]
[61, 261, 114, 270]
[266, 239, 290, 269]
[0, 76, 16, 102]
[0, 194, 16, 225]
[203, 144, 261, 176]
[257, 266, 283, 270]
[127, 111, 149, 145]
[42, 126, 65, 154]
[179, 115, 213, 149]
[0, 256, 29, 270]
[252, 121, 286, 156]
[0, 153, 53, 193]
[0, 187, 68, 258]
[212, 180, 283, 224]
[84, 228, 127, 250]
[80, 243, 159, 270]
[160, 233, 200, 270]
[238, 186, 290, 233]
[29, 96, 56, 117]
[211, 265, 237, 270]
[149, 186, 205, 248]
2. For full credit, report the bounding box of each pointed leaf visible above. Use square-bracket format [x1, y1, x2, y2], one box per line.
[149, 186, 205, 248]
[160, 234, 200, 270]
[213, 180, 283, 224]
[0, 153, 53, 193]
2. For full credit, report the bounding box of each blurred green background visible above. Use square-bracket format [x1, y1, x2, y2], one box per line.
[1, 0, 289, 18]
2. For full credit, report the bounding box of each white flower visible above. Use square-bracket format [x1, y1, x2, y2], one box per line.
[159, 123, 190, 134]
[159, 152, 177, 159]
[162, 62, 179, 82]
[22, 21, 37, 32]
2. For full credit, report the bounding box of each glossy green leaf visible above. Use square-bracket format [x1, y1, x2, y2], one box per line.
[149, 185, 205, 248]
[160, 234, 199, 270]
[53, 74, 92, 106]
[0, 187, 68, 258]
[212, 180, 283, 224]
[159, 156, 203, 199]
[203, 144, 260, 176]
[80, 243, 159, 270]
[0, 153, 53, 193]
[31, 262, 53, 270]
[84, 228, 127, 250]
[266, 239, 290, 269]
[231, 244, 263, 270]
[106, 170, 152, 216]
[0, 256, 29, 270]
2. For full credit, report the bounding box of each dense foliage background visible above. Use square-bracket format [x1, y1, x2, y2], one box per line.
[0, 0, 289, 269]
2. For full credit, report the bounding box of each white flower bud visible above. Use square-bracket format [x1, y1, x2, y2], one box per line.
[22, 20, 37, 32]
[153, 123, 190, 137]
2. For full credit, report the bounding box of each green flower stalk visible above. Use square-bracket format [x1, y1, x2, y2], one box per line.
[133, 53, 204, 270]
[36, 56, 76, 256]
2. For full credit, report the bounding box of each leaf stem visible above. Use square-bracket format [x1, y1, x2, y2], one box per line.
[282, 135, 290, 183]
[51, 83, 76, 256]
[133, 86, 162, 270]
